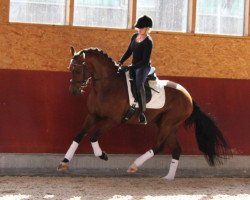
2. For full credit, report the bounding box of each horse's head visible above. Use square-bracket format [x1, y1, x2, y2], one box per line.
[68, 47, 119, 95]
[68, 47, 91, 96]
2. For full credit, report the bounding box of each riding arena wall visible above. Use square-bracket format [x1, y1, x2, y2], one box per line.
[0, 1, 249, 162]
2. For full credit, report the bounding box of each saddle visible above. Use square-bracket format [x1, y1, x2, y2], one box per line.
[129, 67, 157, 103]
[122, 67, 159, 122]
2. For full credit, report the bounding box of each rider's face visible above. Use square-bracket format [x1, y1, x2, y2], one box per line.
[138, 27, 148, 35]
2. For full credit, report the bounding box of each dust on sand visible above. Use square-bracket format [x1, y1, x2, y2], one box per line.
[0, 176, 249, 200]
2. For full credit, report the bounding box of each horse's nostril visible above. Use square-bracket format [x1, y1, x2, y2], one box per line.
[69, 86, 82, 96]
[69, 85, 77, 95]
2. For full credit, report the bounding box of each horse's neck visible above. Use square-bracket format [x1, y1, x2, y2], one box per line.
[92, 61, 114, 78]
[88, 56, 121, 91]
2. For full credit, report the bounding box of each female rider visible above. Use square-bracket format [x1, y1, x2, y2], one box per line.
[118, 15, 153, 125]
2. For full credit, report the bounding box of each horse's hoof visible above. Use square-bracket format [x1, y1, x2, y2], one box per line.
[162, 175, 175, 181]
[127, 163, 138, 173]
[57, 162, 69, 172]
[99, 152, 108, 161]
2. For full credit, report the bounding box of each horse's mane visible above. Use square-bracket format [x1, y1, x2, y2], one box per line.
[82, 48, 118, 67]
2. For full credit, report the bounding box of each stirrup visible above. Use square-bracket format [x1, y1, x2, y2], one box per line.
[139, 112, 147, 125]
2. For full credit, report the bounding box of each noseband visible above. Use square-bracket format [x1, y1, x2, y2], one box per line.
[70, 60, 92, 89]
[70, 56, 115, 94]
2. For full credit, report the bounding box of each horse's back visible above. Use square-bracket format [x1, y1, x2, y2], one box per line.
[162, 80, 193, 113]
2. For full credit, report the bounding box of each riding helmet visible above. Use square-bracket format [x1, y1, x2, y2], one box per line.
[134, 15, 153, 28]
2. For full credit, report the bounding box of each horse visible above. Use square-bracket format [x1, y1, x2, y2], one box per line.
[57, 47, 231, 180]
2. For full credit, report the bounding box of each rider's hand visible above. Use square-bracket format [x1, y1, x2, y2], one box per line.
[117, 61, 122, 67]
[117, 66, 129, 74]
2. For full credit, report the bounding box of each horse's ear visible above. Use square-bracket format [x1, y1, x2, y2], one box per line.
[70, 46, 75, 56]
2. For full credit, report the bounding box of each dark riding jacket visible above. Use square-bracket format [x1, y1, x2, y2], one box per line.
[119, 33, 153, 70]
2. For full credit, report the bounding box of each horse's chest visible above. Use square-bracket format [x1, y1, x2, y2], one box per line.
[87, 93, 112, 112]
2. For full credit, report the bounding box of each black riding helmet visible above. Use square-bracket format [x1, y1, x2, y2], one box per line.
[134, 15, 153, 28]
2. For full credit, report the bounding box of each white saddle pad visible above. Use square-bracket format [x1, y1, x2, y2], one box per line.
[125, 71, 167, 109]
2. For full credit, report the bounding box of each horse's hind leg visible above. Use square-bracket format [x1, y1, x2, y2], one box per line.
[154, 117, 185, 181]
[127, 126, 178, 173]
[127, 113, 184, 180]
[127, 127, 167, 173]
[127, 149, 155, 173]
[162, 132, 181, 180]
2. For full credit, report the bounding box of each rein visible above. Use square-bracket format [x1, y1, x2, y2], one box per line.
[70, 60, 114, 86]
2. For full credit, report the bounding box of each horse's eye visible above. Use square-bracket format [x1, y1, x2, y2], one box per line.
[74, 68, 82, 74]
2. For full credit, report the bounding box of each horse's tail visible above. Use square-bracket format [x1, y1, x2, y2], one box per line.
[185, 101, 232, 166]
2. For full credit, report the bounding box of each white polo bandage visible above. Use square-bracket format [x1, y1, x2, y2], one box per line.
[163, 159, 179, 180]
[134, 149, 154, 167]
[91, 141, 102, 157]
[65, 141, 79, 161]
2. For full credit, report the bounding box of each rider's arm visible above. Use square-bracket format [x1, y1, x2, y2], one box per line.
[118, 33, 137, 64]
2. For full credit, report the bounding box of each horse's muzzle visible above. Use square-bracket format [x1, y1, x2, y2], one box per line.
[69, 85, 83, 96]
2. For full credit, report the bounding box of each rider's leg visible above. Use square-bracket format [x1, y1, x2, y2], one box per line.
[135, 67, 150, 125]
[138, 85, 147, 124]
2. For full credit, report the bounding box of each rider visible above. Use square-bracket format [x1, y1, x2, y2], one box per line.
[118, 15, 153, 125]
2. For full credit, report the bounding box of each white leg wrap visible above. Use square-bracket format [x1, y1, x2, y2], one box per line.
[163, 159, 179, 180]
[65, 141, 79, 161]
[91, 141, 102, 157]
[134, 149, 154, 167]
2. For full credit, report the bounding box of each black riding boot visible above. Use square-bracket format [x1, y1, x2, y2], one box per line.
[137, 87, 147, 125]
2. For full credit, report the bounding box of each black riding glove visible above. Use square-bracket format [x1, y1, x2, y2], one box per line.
[117, 61, 122, 67]
[117, 66, 129, 74]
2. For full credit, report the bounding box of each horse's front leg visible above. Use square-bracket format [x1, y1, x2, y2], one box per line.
[57, 115, 97, 171]
[89, 119, 117, 161]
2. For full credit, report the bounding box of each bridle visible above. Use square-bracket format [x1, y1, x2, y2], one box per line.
[69, 54, 117, 94]
[69, 59, 92, 90]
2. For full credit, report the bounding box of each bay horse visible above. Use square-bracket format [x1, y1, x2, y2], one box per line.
[57, 47, 231, 180]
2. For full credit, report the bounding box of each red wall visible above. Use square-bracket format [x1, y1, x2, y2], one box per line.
[0, 69, 249, 155]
